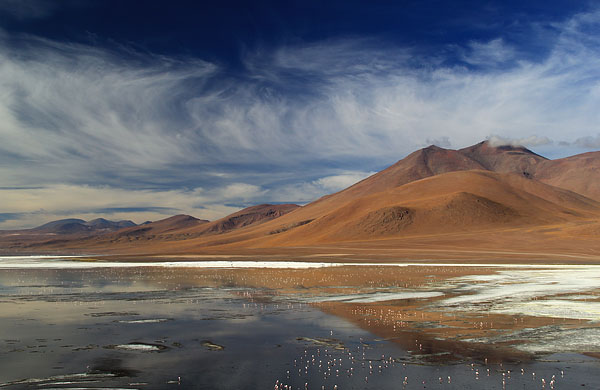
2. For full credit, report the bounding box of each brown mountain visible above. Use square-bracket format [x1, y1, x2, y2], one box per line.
[231, 169, 600, 247]
[3, 141, 600, 260]
[339, 140, 600, 202]
[458, 142, 600, 200]
[0, 217, 136, 239]
[534, 151, 600, 200]
[333, 145, 485, 200]
[195, 204, 300, 235]
[31, 204, 300, 251]
[0, 217, 137, 251]
[458, 141, 547, 176]
[108, 214, 210, 242]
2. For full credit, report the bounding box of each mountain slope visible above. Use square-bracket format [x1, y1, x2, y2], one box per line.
[330, 145, 484, 201]
[3, 141, 599, 257]
[458, 141, 547, 176]
[535, 151, 600, 200]
[193, 204, 300, 235]
[104, 214, 210, 243]
[3, 218, 137, 235]
[246, 170, 600, 247]
[102, 169, 599, 253]
[63, 204, 300, 248]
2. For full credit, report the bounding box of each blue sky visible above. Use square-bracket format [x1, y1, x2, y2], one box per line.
[1, 0, 600, 229]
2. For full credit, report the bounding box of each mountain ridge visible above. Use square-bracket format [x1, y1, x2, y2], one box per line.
[1, 140, 599, 259]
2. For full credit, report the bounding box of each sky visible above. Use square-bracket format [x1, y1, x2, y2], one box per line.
[1, 0, 600, 229]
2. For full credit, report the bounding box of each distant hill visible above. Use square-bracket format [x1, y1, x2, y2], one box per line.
[28, 218, 136, 234]
[0, 217, 138, 250]
[105, 214, 210, 243]
[42, 204, 300, 249]
[2, 141, 600, 260]
[196, 204, 300, 235]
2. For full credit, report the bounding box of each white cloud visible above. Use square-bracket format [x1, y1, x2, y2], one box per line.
[573, 134, 600, 148]
[2, 9, 600, 228]
[313, 172, 375, 192]
[0, 39, 217, 172]
[487, 135, 553, 148]
[461, 38, 516, 66]
[3, 11, 600, 176]
[425, 136, 452, 148]
[266, 171, 376, 204]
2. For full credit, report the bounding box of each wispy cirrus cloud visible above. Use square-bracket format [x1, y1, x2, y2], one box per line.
[460, 38, 517, 67]
[1, 9, 600, 228]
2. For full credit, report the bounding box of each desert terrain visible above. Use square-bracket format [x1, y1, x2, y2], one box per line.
[1, 141, 599, 263]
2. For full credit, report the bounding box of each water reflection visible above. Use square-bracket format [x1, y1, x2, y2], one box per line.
[0, 263, 598, 389]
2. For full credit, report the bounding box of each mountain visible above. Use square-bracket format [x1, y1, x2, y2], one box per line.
[106, 215, 210, 243]
[534, 151, 600, 200]
[233, 169, 600, 247]
[32, 218, 88, 234]
[458, 141, 547, 176]
[458, 142, 600, 200]
[333, 141, 600, 203]
[0, 217, 138, 251]
[329, 145, 485, 201]
[85, 218, 136, 230]
[196, 204, 300, 235]
[27, 218, 136, 234]
[62, 204, 300, 249]
[2, 141, 600, 260]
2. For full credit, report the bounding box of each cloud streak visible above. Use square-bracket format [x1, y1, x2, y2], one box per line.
[1, 9, 600, 228]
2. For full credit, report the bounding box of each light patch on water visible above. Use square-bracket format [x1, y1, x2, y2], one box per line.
[117, 318, 171, 324]
[439, 267, 600, 321]
[3, 255, 600, 270]
[37, 381, 101, 386]
[113, 343, 162, 351]
[306, 291, 443, 303]
[495, 300, 600, 322]
[0, 257, 348, 269]
[37, 388, 137, 390]
[0, 373, 116, 387]
[515, 327, 600, 354]
[464, 326, 600, 354]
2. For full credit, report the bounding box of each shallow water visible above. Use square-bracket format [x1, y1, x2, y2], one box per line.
[0, 257, 599, 389]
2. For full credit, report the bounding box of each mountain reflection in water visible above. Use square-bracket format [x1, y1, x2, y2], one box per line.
[0, 262, 599, 389]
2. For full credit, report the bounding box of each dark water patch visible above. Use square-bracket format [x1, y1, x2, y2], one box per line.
[89, 357, 140, 377]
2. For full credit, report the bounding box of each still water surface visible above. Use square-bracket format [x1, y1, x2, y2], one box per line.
[0, 257, 599, 389]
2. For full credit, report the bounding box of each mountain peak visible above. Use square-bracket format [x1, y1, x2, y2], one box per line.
[458, 140, 547, 174]
[422, 144, 446, 151]
[467, 140, 546, 158]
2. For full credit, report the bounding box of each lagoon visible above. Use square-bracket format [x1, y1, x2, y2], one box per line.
[0, 256, 599, 389]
